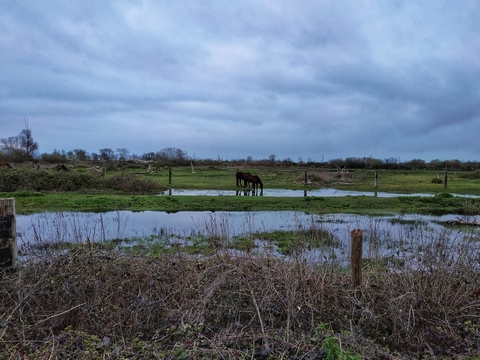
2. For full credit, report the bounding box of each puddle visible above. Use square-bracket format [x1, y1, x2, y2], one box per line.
[159, 188, 479, 198]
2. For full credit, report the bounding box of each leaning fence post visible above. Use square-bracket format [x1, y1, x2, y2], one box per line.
[0, 198, 17, 270]
[350, 229, 363, 288]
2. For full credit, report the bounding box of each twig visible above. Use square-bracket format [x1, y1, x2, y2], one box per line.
[30, 302, 86, 327]
[248, 284, 269, 350]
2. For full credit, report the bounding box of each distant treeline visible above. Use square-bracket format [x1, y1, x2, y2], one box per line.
[1, 146, 478, 171]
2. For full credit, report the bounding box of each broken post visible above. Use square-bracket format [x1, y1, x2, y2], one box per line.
[350, 229, 363, 288]
[0, 198, 17, 270]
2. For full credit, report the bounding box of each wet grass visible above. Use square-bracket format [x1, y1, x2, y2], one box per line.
[8, 191, 479, 216]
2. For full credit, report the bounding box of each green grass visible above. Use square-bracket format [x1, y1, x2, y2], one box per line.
[10, 191, 478, 215]
[138, 167, 480, 195]
[4, 166, 480, 215]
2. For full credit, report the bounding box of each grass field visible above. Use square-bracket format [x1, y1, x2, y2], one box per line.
[137, 166, 480, 195]
[2, 166, 480, 358]
[3, 165, 480, 215]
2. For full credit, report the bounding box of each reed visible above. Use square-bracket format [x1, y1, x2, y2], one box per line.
[3, 212, 480, 358]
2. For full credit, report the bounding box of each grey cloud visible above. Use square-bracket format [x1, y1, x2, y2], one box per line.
[1, 1, 480, 162]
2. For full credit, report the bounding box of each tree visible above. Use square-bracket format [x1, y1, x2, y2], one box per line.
[19, 118, 39, 159]
[116, 148, 130, 161]
[0, 136, 20, 151]
[0, 117, 38, 161]
[99, 148, 116, 161]
[268, 154, 276, 164]
[155, 147, 189, 164]
[406, 159, 425, 170]
[73, 149, 90, 161]
[39, 149, 68, 163]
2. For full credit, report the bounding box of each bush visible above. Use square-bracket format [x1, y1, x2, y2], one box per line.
[0, 168, 163, 193]
[105, 173, 160, 193]
[458, 170, 480, 179]
[1, 248, 479, 359]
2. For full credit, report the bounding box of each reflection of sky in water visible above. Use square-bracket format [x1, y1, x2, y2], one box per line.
[16, 211, 480, 267]
[16, 210, 478, 245]
[161, 188, 479, 198]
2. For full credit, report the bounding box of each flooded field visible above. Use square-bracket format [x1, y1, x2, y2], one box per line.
[161, 188, 479, 197]
[16, 210, 480, 267]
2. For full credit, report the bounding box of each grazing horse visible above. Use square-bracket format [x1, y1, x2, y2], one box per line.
[0, 162, 13, 169]
[56, 164, 68, 171]
[243, 174, 263, 190]
[236, 171, 251, 187]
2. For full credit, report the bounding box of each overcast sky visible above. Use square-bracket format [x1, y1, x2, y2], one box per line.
[1, 1, 479, 162]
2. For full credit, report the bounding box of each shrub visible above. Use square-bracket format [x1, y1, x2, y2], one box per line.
[105, 173, 160, 193]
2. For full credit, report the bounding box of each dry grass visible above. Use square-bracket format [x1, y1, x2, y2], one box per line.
[1, 240, 480, 359]
[295, 170, 336, 186]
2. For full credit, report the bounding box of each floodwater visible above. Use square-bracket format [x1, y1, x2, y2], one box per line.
[15, 210, 480, 268]
[16, 210, 480, 248]
[160, 188, 479, 198]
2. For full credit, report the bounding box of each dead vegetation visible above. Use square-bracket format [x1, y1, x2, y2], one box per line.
[295, 170, 336, 186]
[1, 244, 479, 359]
[0, 168, 162, 193]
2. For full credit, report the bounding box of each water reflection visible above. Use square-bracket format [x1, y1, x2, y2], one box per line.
[16, 210, 478, 245]
[15, 211, 480, 268]
[235, 189, 263, 196]
[161, 188, 478, 198]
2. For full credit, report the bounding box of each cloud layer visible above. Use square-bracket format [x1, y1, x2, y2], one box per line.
[1, 1, 480, 161]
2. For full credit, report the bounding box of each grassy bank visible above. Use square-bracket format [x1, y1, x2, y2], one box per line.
[4, 191, 480, 215]
[2, 166, 480, 215]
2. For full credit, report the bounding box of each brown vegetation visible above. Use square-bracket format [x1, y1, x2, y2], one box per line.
[0, 168, 161, 193]
[1, 245, 479, 359]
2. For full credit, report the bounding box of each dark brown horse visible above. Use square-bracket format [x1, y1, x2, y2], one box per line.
[243, 174, 263, 190]
[0, 162, 13, 169]
[56, 164, 68, 171]
[236, 171, 251, 187]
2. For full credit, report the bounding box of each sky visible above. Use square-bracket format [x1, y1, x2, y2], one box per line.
[1, 1, 480, 163]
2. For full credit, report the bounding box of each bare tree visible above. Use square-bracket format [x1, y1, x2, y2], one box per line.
[0, 117, 39, 160]
[73, 149, 90, 161]
[268, 154, 276, 164]
[155, 147, 189, 164]
[0, 136, 20, 151]
[116, 148, 130, 161]
[19, 118, 39, 158]
[99, 148, 116, 161]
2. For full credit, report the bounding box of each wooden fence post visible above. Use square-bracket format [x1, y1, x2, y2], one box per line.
[169, 167, 172, 185]
[350, 229, 363, 288]
[444, 171, 448, 188]
[374, 171, 378, 188]
[0, 198, 17, 269]
[304, 171, 307, 197]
